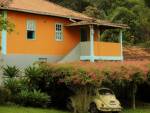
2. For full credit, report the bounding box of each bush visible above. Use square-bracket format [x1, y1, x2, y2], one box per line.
[3, 65, 20, 78]
[17, 89, 50, 107]
[2, 62, 150, 110]
[25, 66, 43, 90]
[4, 78, 20, 94]
[41, 61, 150, 111]
[0, 87, 11, 104]
[143, 41, 150, 48]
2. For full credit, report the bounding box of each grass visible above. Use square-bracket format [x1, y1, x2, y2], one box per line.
[0, 106, 69, 113]
[0, 106, 150, 113]
[122, 108, 150, 113]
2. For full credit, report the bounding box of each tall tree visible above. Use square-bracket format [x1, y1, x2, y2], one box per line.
[50, 0, 150, 44]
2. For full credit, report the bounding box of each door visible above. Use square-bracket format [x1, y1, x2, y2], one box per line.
[80, 28, 88, 42]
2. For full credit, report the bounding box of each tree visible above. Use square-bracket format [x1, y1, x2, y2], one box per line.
[49, 0, 90, 12]
[144, 0, 150, 7]
[0, 16, 13, 32]
[0, 0, 14, 32]
[83, 5, 105, 19]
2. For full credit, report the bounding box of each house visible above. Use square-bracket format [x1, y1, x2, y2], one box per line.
[0, 0, 128, 67]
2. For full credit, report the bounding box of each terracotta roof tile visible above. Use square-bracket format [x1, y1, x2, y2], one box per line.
[0, 0, 90, 20]
[0, 0, 11, 6]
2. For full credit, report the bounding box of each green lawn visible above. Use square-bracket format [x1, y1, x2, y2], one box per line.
[0, 106, 150, 113]
[0, 106, 68, 113]
[122, 108, 150, 113]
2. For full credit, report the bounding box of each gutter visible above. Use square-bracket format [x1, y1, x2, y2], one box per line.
[0, 7, 89, 21]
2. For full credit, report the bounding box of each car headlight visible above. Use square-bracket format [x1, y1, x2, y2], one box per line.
[101, 103, 104, 107]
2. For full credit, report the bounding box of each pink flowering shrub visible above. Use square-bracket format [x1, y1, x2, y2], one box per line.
[38, 61, 150, 112]
[40, 60, 150, 87]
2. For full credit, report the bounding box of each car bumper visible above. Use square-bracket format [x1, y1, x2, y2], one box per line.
[99, 108, 122, 112]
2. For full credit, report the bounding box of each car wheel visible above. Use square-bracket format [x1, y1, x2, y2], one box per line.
[89, 103, 99, 113]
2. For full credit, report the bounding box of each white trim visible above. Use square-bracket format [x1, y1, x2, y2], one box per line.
[26, 20, 36, 40]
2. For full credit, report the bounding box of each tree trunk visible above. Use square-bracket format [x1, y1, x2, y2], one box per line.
[132, 83, 137, 109]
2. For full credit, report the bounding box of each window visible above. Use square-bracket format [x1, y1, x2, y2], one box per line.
[27, 20, 36, 40]
[38, 58, 48, 63]
[55, 23, 63, 41]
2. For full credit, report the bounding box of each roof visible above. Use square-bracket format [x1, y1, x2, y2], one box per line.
[0, 0, 10, 7]
[124, 47, 150, 61]
[0, 0, 128, 29]
[0, 0, 90, 20]
[66, 19, 129, 29]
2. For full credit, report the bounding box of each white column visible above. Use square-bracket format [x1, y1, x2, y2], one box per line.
[119, 30, 123, 61]
[90, 25, 95, 62]
[1, 11, 7, 55]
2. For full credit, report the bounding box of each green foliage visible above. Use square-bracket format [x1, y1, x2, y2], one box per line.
[0, 87, 11, 105]
[1, 61, 150, 109]
[17, 89, 50, 107]
[144, 0, 150, 7]
[51, 0, 150, 45]
[0, 14, 14, 32]
[25, 66, 43, 90]
[3, 65, 20, 78]
[50, 0, 90, 12]
[100, 29, 120, 42]
[142, 41, 150, 48]
[2, 65, 51, 107]
[25, 66, 42, 79]
[24, 65, 53, 91]
[4, 78, 20, 95]
[83, 5, 105, 19]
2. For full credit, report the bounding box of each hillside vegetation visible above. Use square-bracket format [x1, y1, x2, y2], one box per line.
[50, 0, 150, 45]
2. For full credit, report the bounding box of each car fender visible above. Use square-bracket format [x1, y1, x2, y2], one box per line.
[92, 98, 103, 110]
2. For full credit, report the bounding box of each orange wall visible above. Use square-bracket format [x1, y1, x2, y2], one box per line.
[94, 42, 121, 56]
[7, 11, 80, 56]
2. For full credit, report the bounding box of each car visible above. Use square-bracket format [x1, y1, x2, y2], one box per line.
[89, 88, 122, 113]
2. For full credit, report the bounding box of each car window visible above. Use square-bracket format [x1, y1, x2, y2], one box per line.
[99, 89, 113, 95]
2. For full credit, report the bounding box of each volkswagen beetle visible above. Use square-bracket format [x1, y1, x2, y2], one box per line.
[89, 88, 122, 113]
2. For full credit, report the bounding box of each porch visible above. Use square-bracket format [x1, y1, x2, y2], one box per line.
[80, 41, 122, 61]
[65, 19, 128, 62]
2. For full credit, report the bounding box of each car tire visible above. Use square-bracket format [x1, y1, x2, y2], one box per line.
[89, 103, 99, 113]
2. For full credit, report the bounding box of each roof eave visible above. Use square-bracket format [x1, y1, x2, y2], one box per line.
[66, 22, 129, 29]
[0, 7, 90, 21]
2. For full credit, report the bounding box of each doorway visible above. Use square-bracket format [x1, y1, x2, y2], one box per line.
[80, 28, 88, 42]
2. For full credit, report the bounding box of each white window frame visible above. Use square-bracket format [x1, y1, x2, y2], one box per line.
[55, 23, 63, 41]
[26, 20, 36, 40]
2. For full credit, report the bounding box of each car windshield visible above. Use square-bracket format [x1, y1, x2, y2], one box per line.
[99, 89, 113, 95]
